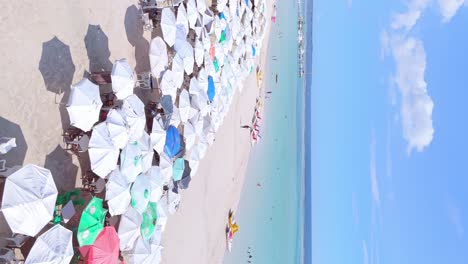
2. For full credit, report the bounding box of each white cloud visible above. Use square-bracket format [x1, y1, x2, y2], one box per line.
[438, 0, 467, 22]
[370, 134, 381, 207]
[362, 240, 369, 264]
[391, 0, 430, 31]
[390, 35, 434, 153]
[447, 200, 464, 237]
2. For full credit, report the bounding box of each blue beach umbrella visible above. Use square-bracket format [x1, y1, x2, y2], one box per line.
[164, 125, 181, 158]
[252, 46, 256, 57]
[207, 76, 215, 102]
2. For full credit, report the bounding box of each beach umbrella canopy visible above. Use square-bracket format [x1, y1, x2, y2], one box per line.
[147, 167, 164, 202]
[176, 160, 192, 189]
[160, 70, 177, 99]
[175, 40, 194, 75]
[159, 153, 173, 184]
[171, 54, 184, 89]
[187, 0, 198, 28]
[155, 202, 168, 231]
[105, 168, 131, 216]
[176, 4, 189, 38]
[141, 202, 158, 240]
[111, 58, 135, 100]
[149, 37, 168, 78]
[118, 207, 142, 251]
[131, 174, 152, 214]
[161, 8, 177, 47]
[164, 125, 181, 159]
[25, 225, 73, 264]
[194, 38, 204, 67]
[138, 133, 154, 173]
[178, 89, 191, 123]
[105, 109, 129, 149]
[120, 141, 143, 183]
[183, 122, 197, 151]
[121, 95, 146, 142]
[1, 164, 58, 236]
[128, 237, 163, 264]
[172, 158, 185, 181]
[77, 197, 107, 247]
[151, 117, 166, 155]
[79, 226, 120, 264]
[207, 76, 215, 102]
[67, 78, 102, 132]
[161, 95, 174, 115]
[89, 123, 119, 178]
[159, 189, 180, 215]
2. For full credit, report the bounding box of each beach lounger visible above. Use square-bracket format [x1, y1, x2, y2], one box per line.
[0, 234, 28, 249]
[0, 248, 15, 263]
[91, 71, 112, 85]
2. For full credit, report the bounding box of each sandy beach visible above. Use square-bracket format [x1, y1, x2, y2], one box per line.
[0, 0, 273, 262]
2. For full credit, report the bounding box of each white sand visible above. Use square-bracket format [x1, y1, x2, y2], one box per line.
[0, 1, 274, 263]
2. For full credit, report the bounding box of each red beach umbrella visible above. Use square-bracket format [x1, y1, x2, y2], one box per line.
[79, 226, 120, 264]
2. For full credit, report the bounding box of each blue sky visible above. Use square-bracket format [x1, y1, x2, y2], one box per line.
[310, 0, 468, 263]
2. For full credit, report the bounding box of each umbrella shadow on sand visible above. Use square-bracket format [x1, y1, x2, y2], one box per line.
[125, 5, 150, 73]
[84, 24, 113, 73]
[44, 145, 78, 194]
[38, 37, 76, 131]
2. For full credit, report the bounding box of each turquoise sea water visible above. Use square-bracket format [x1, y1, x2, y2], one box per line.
[224, 0, 304, 262]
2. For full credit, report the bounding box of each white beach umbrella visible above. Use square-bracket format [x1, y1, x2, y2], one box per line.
[149, 37, 168, 78]
[128, 237, 162, 264]
[189, 159, 199, 177]
[66, 78, 102, 132]
[130, 173, 152, 214]
[111, 58, 136, 100]
[170, 106, 181, 128]
[176, 4, 189, 38]
[138, 132, 154, 173]
[202, 9, 214, 33]
[160, 70, 177, 99]
[171, 54, 184, 89]
[150, 225, 163, 247]
[196, 0, 207, 13]
[89, 123, 119, 178]
[120, 142, 143, 183]
[155, 203, 168, 231]
[146, 166, 164, 203]
[159, 153, 173, 184]
[194, 38, 204, 67]
[189, 76, 201, 95]
[161, 8, 177, 47]
[25, 225, 73, 264]
[178, 89, 191, 123]
[105, 109, 129, 149]
[194, 15, 204, 37]
[175, 40, 194, 75]
[118, 207, 142, 252]
[150, 117, 166, 155]
[105, 168, 131, 216]
[187, 0, 198, 29]
[159, 189, 180, 215]
[121, 95, 146, 142]
[183, 122, 197, 151]
[1, 164, 58, 236]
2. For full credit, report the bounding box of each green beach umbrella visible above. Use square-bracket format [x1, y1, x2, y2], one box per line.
[219, 31, 226, 43]
[213, 57, 220, 72]
[131, 174, 152, 214]
[172, 158, 185, 181]
[141, 202, 158, 240]
[77, 197, 107, 247]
